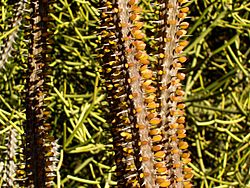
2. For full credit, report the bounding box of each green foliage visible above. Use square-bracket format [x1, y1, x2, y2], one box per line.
[185, 0, 250, 187]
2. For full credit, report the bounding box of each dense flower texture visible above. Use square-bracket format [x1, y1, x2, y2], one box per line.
[100, 0, 192, 187]
[0, 0, 59, 187]
[23, 0, 58, 187]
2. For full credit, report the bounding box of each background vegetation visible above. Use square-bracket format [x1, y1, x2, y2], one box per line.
[0, 0, 249, 187]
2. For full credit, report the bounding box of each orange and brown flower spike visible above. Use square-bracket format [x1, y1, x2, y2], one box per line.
[100, 0, 157, 186]
[152, 1, 192, 187]
[123, 1, 157, 187]
[100, 0, 192, 187]
[100, 0, 139, 186]
[24, 0, 58, 187]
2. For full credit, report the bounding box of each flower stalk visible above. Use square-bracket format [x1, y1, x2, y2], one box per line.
[23, 0, 58, 187]
[100, 0, 192, 187]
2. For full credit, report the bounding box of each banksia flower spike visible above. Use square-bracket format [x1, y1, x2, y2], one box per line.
[0, 0, 58, 187]
[100, 0, 192, 187]
[22, 0, 58, 187]
[152, 1, 192, 187]
[1, 128, 18, 187]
